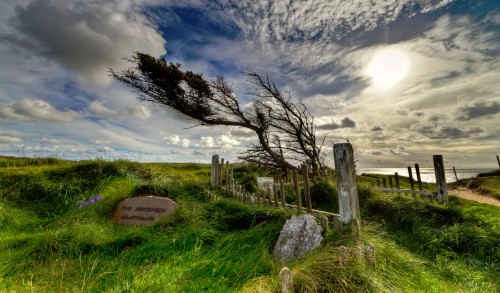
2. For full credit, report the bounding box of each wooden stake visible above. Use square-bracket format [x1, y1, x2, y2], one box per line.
[293, 170, 302, 214]
[302, 164, 312, 214]
[333, 143, 360, 224]
[407, 166, 415, 196]
[395, 172, 401, 195]
[433, 155, 448, 204]
[280, 179, 286, 208]
[210, 154, 219, 187]
[453, 166, 459, 182]
[415, 163, 423, 191]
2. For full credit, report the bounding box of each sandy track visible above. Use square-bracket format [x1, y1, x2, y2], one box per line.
[449, 188, 500, 207]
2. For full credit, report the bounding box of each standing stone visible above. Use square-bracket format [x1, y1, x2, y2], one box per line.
[273, 214, 323, 264]
[279, 267, 294, 293]
[364, 243, 376, 267]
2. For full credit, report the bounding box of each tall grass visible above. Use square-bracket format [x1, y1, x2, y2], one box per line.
[1, 158, 499, 292]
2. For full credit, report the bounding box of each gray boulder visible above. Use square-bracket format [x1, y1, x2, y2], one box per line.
[273, 214, 323, 263]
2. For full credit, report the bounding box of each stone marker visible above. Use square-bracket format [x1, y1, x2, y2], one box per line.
[273, 214, 323, 264]
[364, 243, 376, 267]
[279, 267, 294, 293]
[113, 196, 177, 226]
[257, 177, 274, 192]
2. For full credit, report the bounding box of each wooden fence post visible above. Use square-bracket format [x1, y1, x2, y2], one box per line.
[415, 163, 423, 192]
[280, 179, 286, 208]
[453, 166, 459, 182]
[218, 158, 224, 187]
[293, 170, 302, 214]
[407, 166, 415, 196]
[433, 155, 448, 204]
[333, 143, 360, 224]
[389, 176, 393, 189]
[302, 164, 312, 214]
[382, 177, 387, 188]
[497, 155, 500, 168]
[395, 172, 400, 195]
[273, 185, 279, 208]
[225, 161, 230, 188]
[211, 154, 219, 187]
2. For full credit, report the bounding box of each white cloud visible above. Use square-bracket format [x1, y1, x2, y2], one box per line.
[163, 135, 190, 148]
[96, 146, 114, 153]
[6, 0, 166, 87]
[0, 135, 22, 145]
[200, 136, 215, 148]
[91, 139, 112, 146]
[88, 100, 151, 121]
[0, 99, 78, 122]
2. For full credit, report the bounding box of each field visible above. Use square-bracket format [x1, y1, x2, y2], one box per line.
[0, 157, 499, 292]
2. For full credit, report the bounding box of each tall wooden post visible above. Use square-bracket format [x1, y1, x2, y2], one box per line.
[218, 158, 224, 187]
[453, 166, 459, 182]
[273, 185, 279, 208]
[302, 164, 312, 214]
[293, 170, 302, 214]
[389, 176, 393, 189]
[395, 172, 400, 195]
[280, 179, 286, 208]
[382, 177, 387, 188]
[407, 166, 415, 196]
[433, 155, 448, 204]
[415, 163, 423, 191]
[211, 155, 219, 187]
[333, 143, 360, 224]
[497, 155, 500, 168]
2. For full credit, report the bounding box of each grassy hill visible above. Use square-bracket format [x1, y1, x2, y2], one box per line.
[0, 157, 499, 292]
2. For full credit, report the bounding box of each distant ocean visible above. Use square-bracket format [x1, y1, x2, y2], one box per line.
[356, 168, 496, 183]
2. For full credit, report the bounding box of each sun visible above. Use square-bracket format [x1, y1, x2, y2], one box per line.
[366, 48, 410, 88]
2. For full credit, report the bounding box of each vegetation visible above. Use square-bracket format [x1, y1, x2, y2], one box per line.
[449, 169, 500, 200]
[110, 53, 327, 176]
[1, 156, 499, 292]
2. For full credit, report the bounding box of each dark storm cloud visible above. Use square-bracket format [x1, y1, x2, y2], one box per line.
[371, 125, 383, 132]
[411, 123, 484, 139]
[318, 117, 357, 130]
[455, 98, 500, 121]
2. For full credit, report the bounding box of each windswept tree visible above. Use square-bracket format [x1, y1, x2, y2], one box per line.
[110, 52, 326, 176]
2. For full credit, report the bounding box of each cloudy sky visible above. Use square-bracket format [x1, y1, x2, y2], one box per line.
[0, 0, 499, 168]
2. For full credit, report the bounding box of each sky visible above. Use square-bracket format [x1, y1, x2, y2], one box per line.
[0, 0, 499, 169]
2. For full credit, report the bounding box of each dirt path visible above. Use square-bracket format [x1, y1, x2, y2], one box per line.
[448, 188, 500, 207]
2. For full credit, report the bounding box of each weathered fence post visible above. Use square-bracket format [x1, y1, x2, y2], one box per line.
[211, 154, 219, 187]
[280, 179, 286, 208]
[433, 155, 448, 204]
[302, 164, 312, 214]
[389, 175, 393, 189]
[395, 172, 400, 195]
[333, 143, 360, 224]
[407, 166, 415, 196]
[453, 166, 459, 183]
[225, 161, 230, 189]
[218, 158, 224, 187]
[415, 163, 423, 192]
[497, 155, 500, 168]
[273, 185, 279, 208]
[293, 170, 302, 214]
[382, 177, 387, 188]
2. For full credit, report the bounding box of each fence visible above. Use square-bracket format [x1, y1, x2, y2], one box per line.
[209, 143, 361, 226]
[364, 155, 449, 204]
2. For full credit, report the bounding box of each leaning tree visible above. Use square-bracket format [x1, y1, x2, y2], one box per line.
[110, 52, 327, 176]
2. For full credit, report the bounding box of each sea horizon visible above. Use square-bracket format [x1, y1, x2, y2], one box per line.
[356, 167, 496, 183]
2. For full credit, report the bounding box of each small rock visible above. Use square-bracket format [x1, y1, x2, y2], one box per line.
[273, 214, 323, 263]
[279, 267, 294, 293]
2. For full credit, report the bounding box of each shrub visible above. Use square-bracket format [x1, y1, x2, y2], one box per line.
[310, 179, 338, 213]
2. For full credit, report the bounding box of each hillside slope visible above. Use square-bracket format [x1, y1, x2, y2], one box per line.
[0, 157, 499, 292]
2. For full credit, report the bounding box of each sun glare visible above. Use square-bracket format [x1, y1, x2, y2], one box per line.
[366, 48, 410, 88]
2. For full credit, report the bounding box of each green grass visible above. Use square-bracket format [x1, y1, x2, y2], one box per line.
[0, 157, 499, 292]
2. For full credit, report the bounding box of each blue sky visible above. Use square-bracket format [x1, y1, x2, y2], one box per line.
[0, 0, 499, 168]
